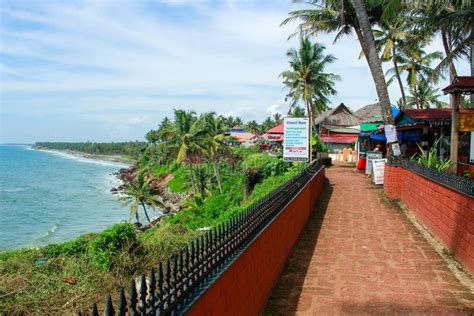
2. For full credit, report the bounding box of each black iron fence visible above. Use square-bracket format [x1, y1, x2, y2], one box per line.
[81, 160, 324, 316]
[387, 158, 474, 197]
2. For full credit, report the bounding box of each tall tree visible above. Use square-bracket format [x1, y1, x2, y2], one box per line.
[283, 0, 393, 124]
[386, 45, 443, 94]
[120, 172, 161, 224]
[245, 120, 261, 134]
[406, 79, 449, 109]
[351, 0, 394, 124]
[281, 37, 339, 161]
[160, 109, 202, 194]
[288, 105, 306, 117]
[199, 113, 231, 194]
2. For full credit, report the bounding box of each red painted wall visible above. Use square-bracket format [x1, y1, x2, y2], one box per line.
[187, 169, 325, 316]
[384, 165, 474, 274]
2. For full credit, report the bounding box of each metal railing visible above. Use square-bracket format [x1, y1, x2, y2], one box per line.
[82, 160, 324, 316]
[387, 158, 474, 197]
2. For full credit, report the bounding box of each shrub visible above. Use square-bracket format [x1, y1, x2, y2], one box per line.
[242, 153, 273, 170]
[263, 158, 289, 177]
[43, 233, 96, 257]
[87, 223, 137, 270]
[411, 139, 452, 172]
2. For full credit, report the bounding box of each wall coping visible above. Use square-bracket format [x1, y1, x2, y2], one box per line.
[387, 159, 474, 198]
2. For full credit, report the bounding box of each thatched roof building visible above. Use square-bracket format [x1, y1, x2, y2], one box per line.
[354, 102, 384, 123]
[314, 103, 360, 128]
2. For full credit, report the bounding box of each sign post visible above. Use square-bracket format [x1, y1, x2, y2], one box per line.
[365, 151, 383, 175]
[372, 158, 387, 185]
[283, 118, 309, 162]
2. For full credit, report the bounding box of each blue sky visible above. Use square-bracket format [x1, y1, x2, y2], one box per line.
[0, 0, 470, 143]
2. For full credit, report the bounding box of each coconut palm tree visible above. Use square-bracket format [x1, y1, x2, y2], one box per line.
[198, 113, 231, 194]
[159, 109, 204, 194]
[406, 79, 449, 109]
[288, 105, 306, 117]
[280, 37, 339, 161]
[371, 18, 426, 106]
[245, 120, 261, 134]
[272, 113, 283, 124]
[283, 0, 394, 125]
[387, 45, 443, 95]
[120, 172, 161, 224]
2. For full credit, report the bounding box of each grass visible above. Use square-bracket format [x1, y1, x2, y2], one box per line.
[0, 224, 200, 315]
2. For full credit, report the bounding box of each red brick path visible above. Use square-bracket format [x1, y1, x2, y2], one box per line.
[263, 164, 474, 315]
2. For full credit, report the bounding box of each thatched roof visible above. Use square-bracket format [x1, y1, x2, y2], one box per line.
[354, 102, 384, 123]
[314, 103, 360, 127]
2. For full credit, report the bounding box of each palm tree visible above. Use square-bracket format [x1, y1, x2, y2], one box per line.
[160, 109, 203, 194]
[120, 172, 161, 224]
[387, 45, 443, 95]
[283, 0, 394, 125]
[280, 37, 339, 161]
[272, 113, 283, 124]
[261, 116, 276, 132]
[371, 19, 425, 106]
[406, 79, 449, 109]
[288, 105, 306, 117]
[245, 120, 261, 134]
[199, 113, 231, 194]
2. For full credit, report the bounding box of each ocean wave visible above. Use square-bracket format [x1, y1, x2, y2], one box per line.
[39, 149, 129, 168]
[0, 188, 25, 193]
[38, 224, 59, 240]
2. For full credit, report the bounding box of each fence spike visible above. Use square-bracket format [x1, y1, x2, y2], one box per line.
[166, 257, 172, 290]
[129, 279, 138, 315]
[118, 288, 127, 316]
[91, 303, 99, 316]
[139, 274, 147, 314]
[173, 255, 178, 285]
[148, 267, 156, 309]
[105, 294, 115, 316]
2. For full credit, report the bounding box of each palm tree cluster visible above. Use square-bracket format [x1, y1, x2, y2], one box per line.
[283, 0, 472, 113]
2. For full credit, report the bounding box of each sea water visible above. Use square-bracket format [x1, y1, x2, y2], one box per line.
[0, 144, 134, 250]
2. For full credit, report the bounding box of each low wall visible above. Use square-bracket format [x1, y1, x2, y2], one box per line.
[384, 165, 474, 274]
[187, 168, 325, 315]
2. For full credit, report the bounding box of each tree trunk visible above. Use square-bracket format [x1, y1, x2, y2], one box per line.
[471, 27, 474, 106]
[140, 201, 152, 223]
[450, 93, 460, 173]
[212, 160, 223, 193]
[441, 30, 458, 109]
[351, 0, 394, 125]
[187, 163, 197, 194]
[392, 47, 406, 107]
[306, 100, 313, 163]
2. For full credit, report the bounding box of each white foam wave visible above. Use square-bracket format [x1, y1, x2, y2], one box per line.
[39, 149, 129, 168]
[0, 188, 25, 193]
[39, 224, 59, 240]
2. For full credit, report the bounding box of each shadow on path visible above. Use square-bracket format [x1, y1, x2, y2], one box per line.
[262, 177, 333, 315]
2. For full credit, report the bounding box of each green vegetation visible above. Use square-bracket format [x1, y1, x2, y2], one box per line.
[411, 139, 453, 172]
[3, 109, 308, 314]
[35, 141, 146, 159]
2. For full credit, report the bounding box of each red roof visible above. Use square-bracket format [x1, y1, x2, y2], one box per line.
[322, 136, 357, 144]
[403, 108, 474, 120]
[266, 123, 284, 134]
[442, 76, 474, 94]
[402, 109, 452, 120]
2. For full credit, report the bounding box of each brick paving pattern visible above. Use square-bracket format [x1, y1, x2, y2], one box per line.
[263, 164, 474, 315]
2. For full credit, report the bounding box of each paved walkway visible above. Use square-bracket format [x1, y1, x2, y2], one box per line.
[263, 163, 474, 315]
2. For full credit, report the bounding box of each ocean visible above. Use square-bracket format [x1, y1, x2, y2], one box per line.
[0, 144, 134, 250]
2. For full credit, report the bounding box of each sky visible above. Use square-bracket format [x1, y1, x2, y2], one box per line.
[0, 0, 470, 143]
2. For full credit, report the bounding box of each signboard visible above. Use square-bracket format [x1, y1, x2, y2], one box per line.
[460, 112, 474, 131]
[283, 117, 309, 162]
[372, 159, 387, 185]
[365, 151, 383, 174]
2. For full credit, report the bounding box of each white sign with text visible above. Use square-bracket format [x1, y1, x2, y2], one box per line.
[283, 118, 309, 162]
[372, 159, 387, 185]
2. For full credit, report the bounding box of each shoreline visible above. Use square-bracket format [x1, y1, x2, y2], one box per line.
[33, 146, 136, 166]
